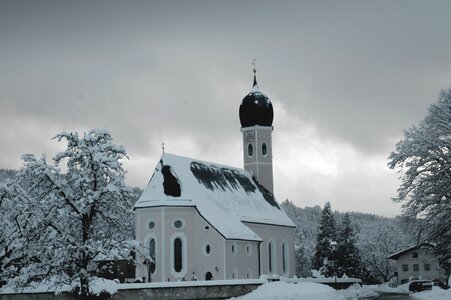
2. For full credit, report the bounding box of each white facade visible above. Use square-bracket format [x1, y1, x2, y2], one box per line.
[388, 243, 443, 284]
[134, 154, 296, 282]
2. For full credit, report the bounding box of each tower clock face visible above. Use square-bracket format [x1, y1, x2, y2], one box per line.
[243, 130, 255, 143]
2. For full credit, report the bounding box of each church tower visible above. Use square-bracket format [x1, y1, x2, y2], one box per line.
[239, 66, 274, 194]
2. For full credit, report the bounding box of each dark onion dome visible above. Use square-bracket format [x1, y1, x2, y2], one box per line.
[239, 75, 274, 127]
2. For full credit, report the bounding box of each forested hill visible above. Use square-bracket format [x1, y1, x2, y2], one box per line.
[280, 200, 415, 282]
[0, 168, 16, 182]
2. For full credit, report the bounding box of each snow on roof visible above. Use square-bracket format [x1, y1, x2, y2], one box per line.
[387, 242, 436, 260]
[134, 153, 295, 241]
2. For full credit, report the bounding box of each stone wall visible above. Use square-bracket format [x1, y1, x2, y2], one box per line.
[0, 282, 262, 300]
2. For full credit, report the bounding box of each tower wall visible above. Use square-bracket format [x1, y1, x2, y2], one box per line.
[241, 126, 274, 194]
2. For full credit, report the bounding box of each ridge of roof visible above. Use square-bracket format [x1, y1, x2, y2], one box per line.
[387, 242, 436, 260]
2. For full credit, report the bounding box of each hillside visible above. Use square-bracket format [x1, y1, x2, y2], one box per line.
[281, 200, 415, 282]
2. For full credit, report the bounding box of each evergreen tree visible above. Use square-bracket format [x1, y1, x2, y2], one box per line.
[312, 202, 337, 277]
[336, 212, 361, 278]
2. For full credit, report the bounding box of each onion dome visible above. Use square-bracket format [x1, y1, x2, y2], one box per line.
[239, 70, 274, 127]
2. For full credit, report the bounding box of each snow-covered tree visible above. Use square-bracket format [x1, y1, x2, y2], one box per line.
[388, 88, 451, 278]
[336, 213, 361, 278]
[358, 220, 412, 283]
[5, 129, 136, 295]
[0, 169, 16, 183]
[312, 202, 337, 277]
[0, 180, 29, 287]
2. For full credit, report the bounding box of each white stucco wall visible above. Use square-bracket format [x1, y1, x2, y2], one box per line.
[135, 207, 293, 282]
[243, 222, 295, 278]
[135, 206, 227, 282]
[395, 247, 442, 283]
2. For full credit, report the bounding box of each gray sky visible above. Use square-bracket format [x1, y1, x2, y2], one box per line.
[1, 0, 451, 217]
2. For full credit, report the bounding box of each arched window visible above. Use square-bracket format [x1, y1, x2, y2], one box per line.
[282, 242, 288, 275]
[268, 242, 273, 273]
[174, 238, 183, 272]
[262, 143, 267, 156]
[248, 144, 253, 156]
[231, 242, 237, 256]
[149, 238, 156, 274]
[268, 241, 277, 274]
[205, 271, 213, 281]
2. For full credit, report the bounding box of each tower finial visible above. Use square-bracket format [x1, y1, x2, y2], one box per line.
[251, 58, 258, 87]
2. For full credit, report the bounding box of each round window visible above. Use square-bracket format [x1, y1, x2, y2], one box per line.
[148, 220, 156, 230]
[173, 219, 184, 229]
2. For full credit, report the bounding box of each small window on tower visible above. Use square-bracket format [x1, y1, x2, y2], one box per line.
[248, 144, 253, 156]
[262, 143, 267, 156]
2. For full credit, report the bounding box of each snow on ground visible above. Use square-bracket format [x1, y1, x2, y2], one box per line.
[231, 281, 343, 300]
[410, 286, 451, 300]
[230, 281, 378, 300]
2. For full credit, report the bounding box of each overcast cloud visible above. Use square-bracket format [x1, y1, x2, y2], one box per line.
[1, 0, 451, 217]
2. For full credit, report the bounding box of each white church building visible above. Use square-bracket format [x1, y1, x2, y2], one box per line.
[133, 69, 296, 282]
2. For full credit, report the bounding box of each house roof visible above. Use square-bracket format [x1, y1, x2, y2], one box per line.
[134, 153, 295, 241]
[387, 242, 436, 260]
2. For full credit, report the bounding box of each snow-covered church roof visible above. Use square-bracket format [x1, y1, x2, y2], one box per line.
[134, 153, 295, 241]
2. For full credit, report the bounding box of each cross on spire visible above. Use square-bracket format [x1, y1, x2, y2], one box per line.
[252, 58, 258, 87]
[252, 58, 257, 75]
[161, 142, 165, 154]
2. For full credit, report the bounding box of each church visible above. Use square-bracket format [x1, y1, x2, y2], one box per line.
[133, 69, 296, 282]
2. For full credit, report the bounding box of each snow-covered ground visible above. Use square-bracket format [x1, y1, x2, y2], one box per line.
[411, 286, 451, 299]
[230, 281, 451, 300]
[2, 278, 450, 299]
[230, 281, 376, 300]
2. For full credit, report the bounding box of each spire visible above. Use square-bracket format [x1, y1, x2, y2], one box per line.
[252, 58, 258, 87]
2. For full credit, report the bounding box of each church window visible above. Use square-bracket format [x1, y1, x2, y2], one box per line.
[246, 243, 252, 256]
[231, 242, 237, 256]
[262, 143, 267, 156]
[203, 243, 211, 256]
[173, 219, 184, 229]
[149, 238, 156, 274]
[248, 144, 253, 156]
[174, 238, 183, 272]
[148, 220, 156, 230]
[268, 240, 275, 273]
[282, 242, 288, 275]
